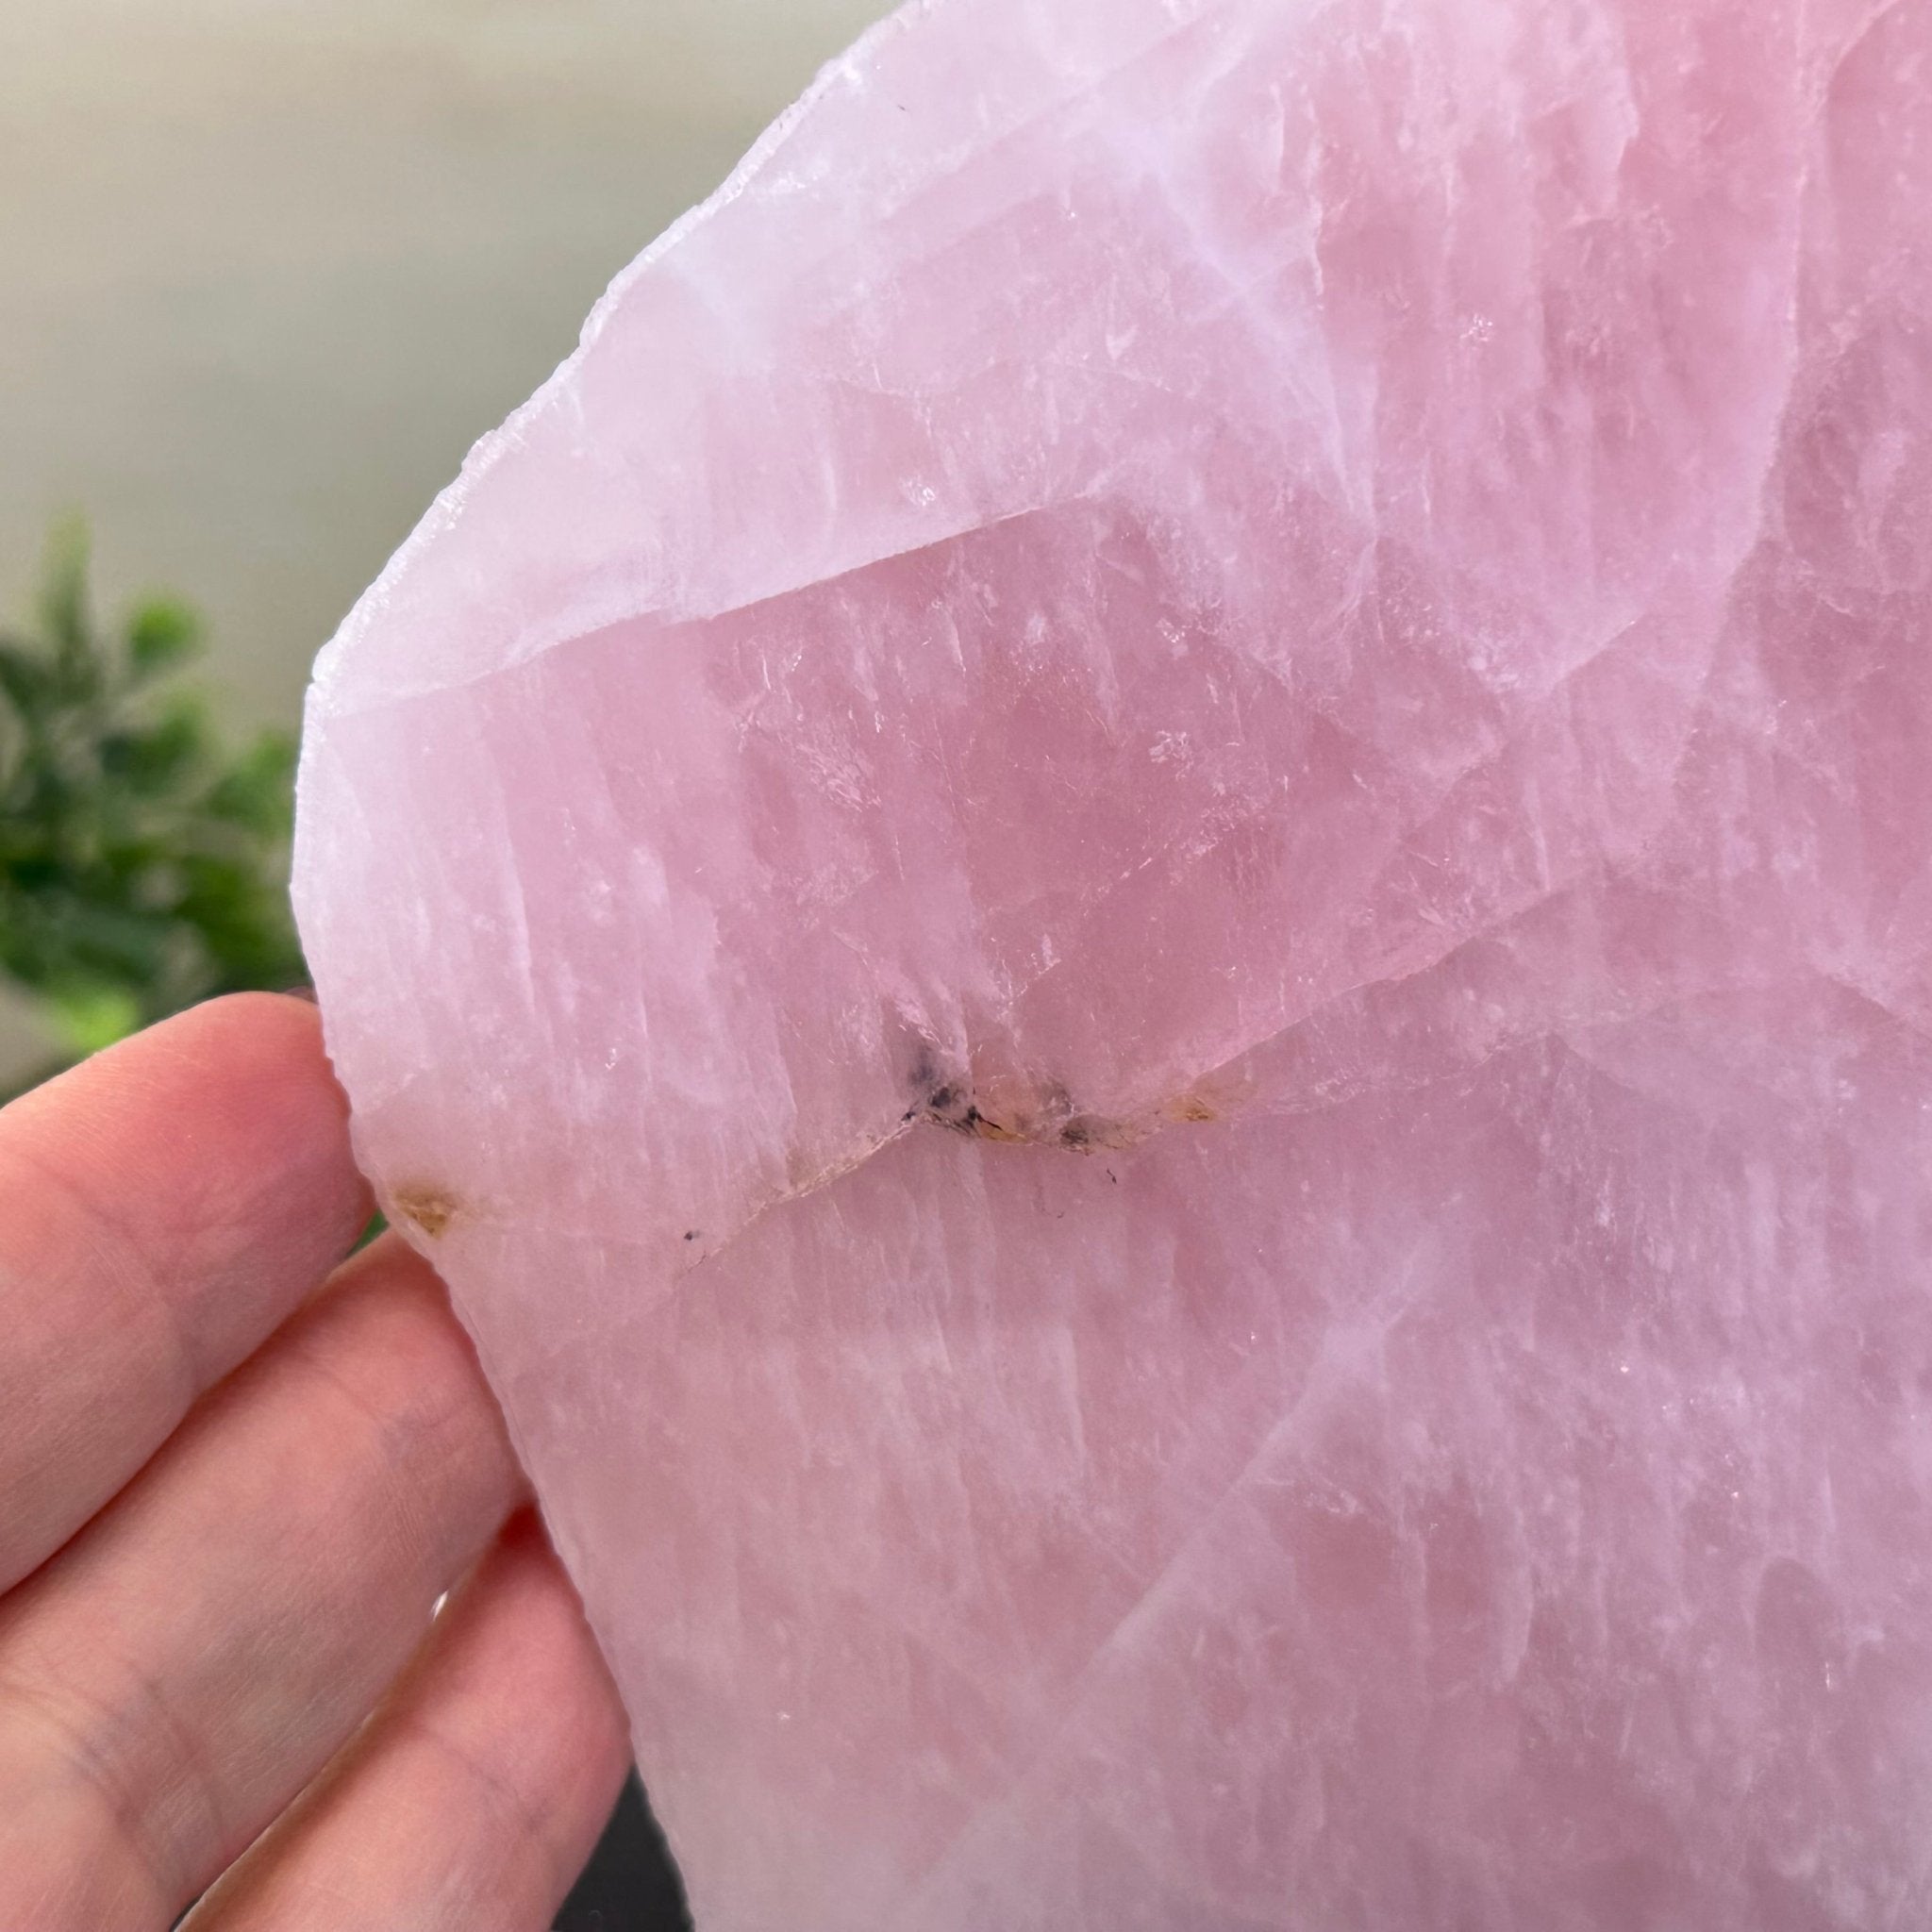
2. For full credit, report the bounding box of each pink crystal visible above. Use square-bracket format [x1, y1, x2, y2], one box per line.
[292, 0, 1932, 1924]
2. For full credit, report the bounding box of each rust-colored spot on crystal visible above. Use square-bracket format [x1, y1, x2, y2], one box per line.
[393, 1185, 459, 1240]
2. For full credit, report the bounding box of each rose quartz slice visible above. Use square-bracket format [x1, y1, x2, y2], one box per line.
[293, 0, 1932, 1924]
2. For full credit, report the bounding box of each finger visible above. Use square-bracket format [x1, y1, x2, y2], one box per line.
[0, 1236, 524, 1930]
[0, 992, 373, 1592]
[184, 1512, 632, 1932]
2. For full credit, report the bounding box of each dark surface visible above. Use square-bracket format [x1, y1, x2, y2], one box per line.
[555, 1768, 692, 1931]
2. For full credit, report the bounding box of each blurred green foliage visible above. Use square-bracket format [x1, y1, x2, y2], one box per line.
[0, 524, 304, 1077]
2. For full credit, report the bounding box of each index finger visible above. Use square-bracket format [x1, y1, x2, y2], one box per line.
[0, 993, 373, 1591]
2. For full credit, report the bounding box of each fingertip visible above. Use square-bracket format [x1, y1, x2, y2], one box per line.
[15, 991, 368, 1224]
[184, 1512, 634, 1932]
[0, 994, 375, 1591]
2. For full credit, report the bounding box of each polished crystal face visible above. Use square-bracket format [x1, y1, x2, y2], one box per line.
[294, 0, 1932, 1924]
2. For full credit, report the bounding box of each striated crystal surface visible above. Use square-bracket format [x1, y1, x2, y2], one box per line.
[292, 0, 1932, 1924]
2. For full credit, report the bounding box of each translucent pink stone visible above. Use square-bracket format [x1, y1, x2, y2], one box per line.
[293, 0, 1932, 1924]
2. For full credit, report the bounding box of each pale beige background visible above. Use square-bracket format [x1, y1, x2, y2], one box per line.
[0, 0, 891, 1074]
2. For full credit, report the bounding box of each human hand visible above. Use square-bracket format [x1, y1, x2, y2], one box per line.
[0, 994, 631, 1929]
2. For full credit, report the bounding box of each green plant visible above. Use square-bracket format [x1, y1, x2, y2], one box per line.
[0, 523, 304, 1074]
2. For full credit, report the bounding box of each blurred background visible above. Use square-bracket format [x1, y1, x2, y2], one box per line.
[1, 0, 888, 1090]
[3, 3, 891, 1920]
